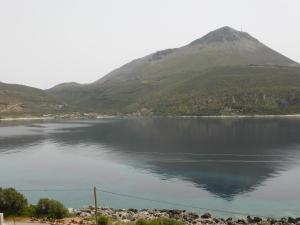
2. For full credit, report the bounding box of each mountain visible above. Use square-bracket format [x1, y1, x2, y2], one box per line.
[48, 26, 300, 115]
[0, 82, 64, 116]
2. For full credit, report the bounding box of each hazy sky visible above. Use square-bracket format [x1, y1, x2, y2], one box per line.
[1, 0, 300, 89]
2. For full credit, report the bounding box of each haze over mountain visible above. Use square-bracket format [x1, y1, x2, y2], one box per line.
[47, 26, 300, 115]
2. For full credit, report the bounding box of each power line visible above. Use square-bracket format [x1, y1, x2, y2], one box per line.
[17, 187, 292, 217]
[95, 187, 256, 217]
[18, 187, 254, 216]
[18, 188, 90, 192]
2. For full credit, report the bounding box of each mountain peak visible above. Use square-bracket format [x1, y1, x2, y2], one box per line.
[190, 26, 257, 45]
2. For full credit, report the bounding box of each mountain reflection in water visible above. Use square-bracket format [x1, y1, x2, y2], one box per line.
[1, 118, 300, 199]
[1, 118, 300, 216]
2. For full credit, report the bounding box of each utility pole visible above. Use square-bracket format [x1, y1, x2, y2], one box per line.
[93, 186, 98, 225]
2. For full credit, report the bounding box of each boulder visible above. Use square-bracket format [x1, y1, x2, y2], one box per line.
[267, 218, 277, 225]
[252, 217, 262, 223]
[213, 218, 220, 223]
[288, 217, 298, 224]
[236, 219, 246, 224]
[201, 213, 212, 219]
[128, 208, 138, 213]
[247, 216, 262, 223]
[188, 212, 200, 220]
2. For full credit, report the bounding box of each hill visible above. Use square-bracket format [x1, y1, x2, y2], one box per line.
[48, 26, 300, 115]
[0, 82, 65, 116]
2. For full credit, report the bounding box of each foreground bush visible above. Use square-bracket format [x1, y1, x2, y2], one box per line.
[136, 218, 185, 225]
[36, 198, 68, 219]
[98, 215, 109, 225]
[136, 219, 148, 225]
[0, 188, 28, 216]
[22, 204, 38, 217]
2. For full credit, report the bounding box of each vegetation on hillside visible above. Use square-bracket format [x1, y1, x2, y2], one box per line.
[47, 27, 300, 116]
[47, 65, 300, 116]
[0, 82, 66, 116]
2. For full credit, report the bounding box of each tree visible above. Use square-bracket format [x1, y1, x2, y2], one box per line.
[36, 198, 68, 219]
[0, 188, 28, 216]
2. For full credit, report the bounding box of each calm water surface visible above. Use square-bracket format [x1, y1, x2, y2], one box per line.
[0, 118, 300, 217]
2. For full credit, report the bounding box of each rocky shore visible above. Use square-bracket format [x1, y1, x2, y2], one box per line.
[39, 207, 299, 225]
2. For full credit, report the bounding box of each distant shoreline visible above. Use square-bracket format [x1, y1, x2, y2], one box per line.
[1, 114, 300, 121]
[183, 114, 300, 118]
[0, 116, 55, 121]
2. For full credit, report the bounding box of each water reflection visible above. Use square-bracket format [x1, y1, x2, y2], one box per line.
[1, 118, 300, 200]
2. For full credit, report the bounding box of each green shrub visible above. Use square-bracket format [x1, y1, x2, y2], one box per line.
[0, 188, 28, 216]
[136, 218, 185, 225]
[22, 205, 37, 217]
[136, 219, 148, 225]
[36, 198, 68, 219]
[98, 215, 109, 225]
[158, 218, 185, 225]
